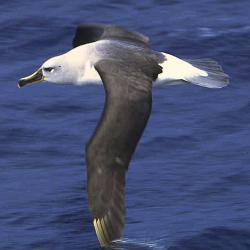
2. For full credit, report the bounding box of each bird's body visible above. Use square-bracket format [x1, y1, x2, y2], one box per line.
[36, 39, 227, 88]
[18, 24, 229, 248]
[40, 39, 164, 85]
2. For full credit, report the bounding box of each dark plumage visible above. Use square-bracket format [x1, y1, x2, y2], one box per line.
[72, 25, 163, 247]
[86, 59, 161, 246]
[73, 24, 149, 48]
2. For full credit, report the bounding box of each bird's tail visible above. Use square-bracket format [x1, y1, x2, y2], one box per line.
[157, 53, 229, 88]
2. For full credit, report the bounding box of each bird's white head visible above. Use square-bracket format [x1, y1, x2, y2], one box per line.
[41, 55, 79, 84]
[17, 49, 85, 88]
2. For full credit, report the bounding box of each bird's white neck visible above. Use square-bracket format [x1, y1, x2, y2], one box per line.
[63, 43, 102, 85]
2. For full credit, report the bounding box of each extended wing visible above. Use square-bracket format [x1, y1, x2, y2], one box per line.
[72, 24, 149, 48]
[85, 58, 161, 247]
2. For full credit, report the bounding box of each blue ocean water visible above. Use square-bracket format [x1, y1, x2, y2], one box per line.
[1, 1, 250, 249]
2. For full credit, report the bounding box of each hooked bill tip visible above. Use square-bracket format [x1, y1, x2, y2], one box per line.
[17, 68, 44, 88]
[17, 79, 26, 88]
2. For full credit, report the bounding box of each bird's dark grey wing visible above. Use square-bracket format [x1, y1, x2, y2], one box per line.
[86, 59, 162, 247]
[72, 24, 149, 48]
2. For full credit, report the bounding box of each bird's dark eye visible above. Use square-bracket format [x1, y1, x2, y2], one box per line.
[43, 67, 54, 72]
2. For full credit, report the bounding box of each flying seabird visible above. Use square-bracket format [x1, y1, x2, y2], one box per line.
[17, 24, 229, 248]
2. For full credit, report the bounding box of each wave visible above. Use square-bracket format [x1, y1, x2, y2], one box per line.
[103, 227, 250, 249]
[108, 238, 164, 250]
[169, 227, 250, 250]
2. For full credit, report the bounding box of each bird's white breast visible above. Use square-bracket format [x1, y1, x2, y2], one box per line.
[80, 61, 102, 84]
[65, 42, 103, 85]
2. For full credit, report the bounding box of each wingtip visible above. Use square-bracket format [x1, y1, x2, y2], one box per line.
[93, 215, 124, 248]
[93, 218, 109, 248]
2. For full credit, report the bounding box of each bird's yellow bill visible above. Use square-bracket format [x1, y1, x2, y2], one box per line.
[17, 68, 44, 88]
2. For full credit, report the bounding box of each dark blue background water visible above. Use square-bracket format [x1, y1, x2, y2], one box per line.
[1, 1, 250, 249]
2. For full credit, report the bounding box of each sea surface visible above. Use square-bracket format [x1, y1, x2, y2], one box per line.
[1, 1, 250, 249]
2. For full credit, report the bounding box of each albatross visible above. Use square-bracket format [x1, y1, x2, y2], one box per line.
[17, 24, 229, 248]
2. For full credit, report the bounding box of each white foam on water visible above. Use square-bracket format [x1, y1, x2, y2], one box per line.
[109, 238, 165, 250]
